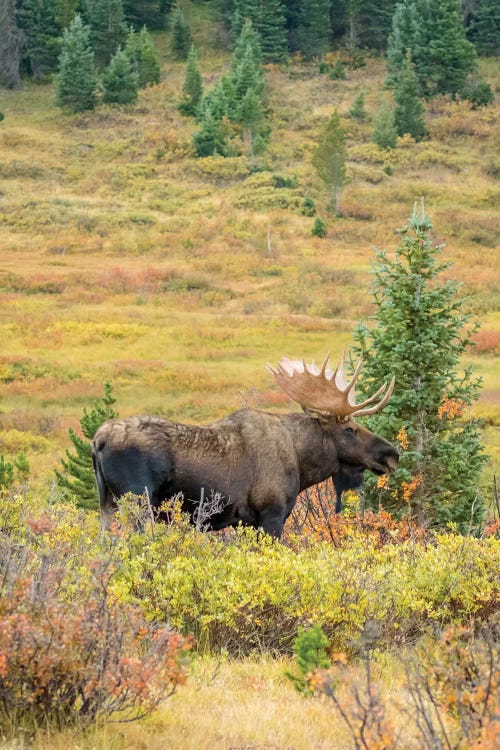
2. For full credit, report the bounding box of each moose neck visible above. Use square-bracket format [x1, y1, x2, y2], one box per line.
[281, 412, 340, 492]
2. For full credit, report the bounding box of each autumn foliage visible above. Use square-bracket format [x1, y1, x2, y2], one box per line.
[0, 500, 191, 734]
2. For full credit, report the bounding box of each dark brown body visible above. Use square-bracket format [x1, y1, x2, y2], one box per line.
[92, 408, 399, 537]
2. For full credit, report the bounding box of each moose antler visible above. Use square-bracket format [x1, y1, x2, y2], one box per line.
[267, 352, 395, 418]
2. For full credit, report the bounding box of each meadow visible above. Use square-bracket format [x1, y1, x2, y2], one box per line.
[0, 4, 499, 746]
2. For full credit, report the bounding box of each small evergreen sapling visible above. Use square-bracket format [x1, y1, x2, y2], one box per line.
[287, 624, 330, 695]
[178, 44, 202, 116]
[56, 383, 118, 510]
[372, 100, 397, 149]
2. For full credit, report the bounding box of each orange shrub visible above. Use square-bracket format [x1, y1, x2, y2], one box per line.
[0, 528, 191, 733]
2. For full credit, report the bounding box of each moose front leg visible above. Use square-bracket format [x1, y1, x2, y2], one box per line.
[256, 495, 297, 539]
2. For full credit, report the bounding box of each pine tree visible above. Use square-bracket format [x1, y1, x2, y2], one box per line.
[83, 0, 128, 65]
[170, 3, 191, 60]
[468, 0, 500, 55]
[0, 0, 23, 89]
[387, 0, 476, 97]
[193, 109, 228, 156]
[237, 86, 268, 164]
[297, 0, 331, 60]
[349, 91, 367, 121]
[393, 52, 427, 140]
[56, 14, 97, 112]
[231, 0, 287, 62]
[258, 0, 288, 62]
[178, 43, 202, 116]
[125, 26, 160, 87]
[372, 99, 397, 148]
[103, 46, 138, 104]
[55, 0, 80, 28]
[352, 202, 487, 532]
[193, 18, 269, 159]
[18, 0, 62, 80]
[123, 0, 171, 30]
[312, 110, 347, 216]
[55, 383, 118, 510]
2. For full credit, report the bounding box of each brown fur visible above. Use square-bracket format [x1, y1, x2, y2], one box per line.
[92, 408, 399, 537]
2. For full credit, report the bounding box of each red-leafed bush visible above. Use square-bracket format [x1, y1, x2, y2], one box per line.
[0, 525, 191, 733]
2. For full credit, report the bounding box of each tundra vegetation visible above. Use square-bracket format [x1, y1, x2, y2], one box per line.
[0, 0, 499, 747]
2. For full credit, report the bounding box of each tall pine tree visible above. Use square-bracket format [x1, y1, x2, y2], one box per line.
[387, 0, 476, 97]
[18, 0, 62, 79]
[352, 202, 486, 532]
[297, 0, 331, 60]
[468, 0, 500, 55]
[231, 0, 288, 62]
[83, 0, 127, 65]
[0, 0, 23, 89]
[170, 3, 191, 60]
[312, 110, 347, 215]
[56, 13, 97, 111]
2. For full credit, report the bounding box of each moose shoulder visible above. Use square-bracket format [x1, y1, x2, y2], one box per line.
[92, 354, 399, 537]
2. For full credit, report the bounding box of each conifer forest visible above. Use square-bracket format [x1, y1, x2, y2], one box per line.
[0, 1, 499, 747]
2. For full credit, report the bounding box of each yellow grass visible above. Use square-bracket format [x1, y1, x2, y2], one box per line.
[0, 657, 407, 750]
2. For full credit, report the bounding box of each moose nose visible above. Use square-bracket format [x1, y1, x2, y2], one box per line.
[385, 451, 399, 473]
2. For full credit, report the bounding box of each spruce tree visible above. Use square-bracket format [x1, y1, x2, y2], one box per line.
[55, 0, 80, 28]
[297, 0, 331, 60]
[193, 19, 269, 158]
[393, 52, 427, 140]
[312, 110, 347, 216]
[193, 110, 228, 156]
[18, 0, 62, 80]
[56, 14, 97, 112]
[372, 99, 397, 148]
[0, 0, 23, 89]
[352, 202, 487, 532]
[124, 26, 160, 87]
[103, 46, 138, 104]
[257, 0, 288, 62]
[123, 0, 170, 30]
[178, 43, 202, 116]
[56, 383, 118, 510]
[349, 91, 367, 121]
[387, 0, 476, 97]
[231, 0, 287, 62]
[468, 0, 500, 55]
[83, 0, 128, 65]
[170, 3, 191, 60]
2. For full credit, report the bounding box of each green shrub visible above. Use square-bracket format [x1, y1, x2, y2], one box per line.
[300, 196, 316, 216]
[461, 79, 494, 108]
[312, 217, 327, 237]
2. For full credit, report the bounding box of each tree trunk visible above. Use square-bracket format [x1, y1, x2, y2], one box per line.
[0, 0, 23, 89]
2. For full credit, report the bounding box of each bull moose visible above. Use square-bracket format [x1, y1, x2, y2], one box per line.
[92, 354, 399, 537]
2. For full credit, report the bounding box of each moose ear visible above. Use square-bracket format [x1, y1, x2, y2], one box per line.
[302, 406, 333, 424]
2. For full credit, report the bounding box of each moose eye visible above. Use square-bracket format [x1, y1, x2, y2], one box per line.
[344, 427, 355, 437]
